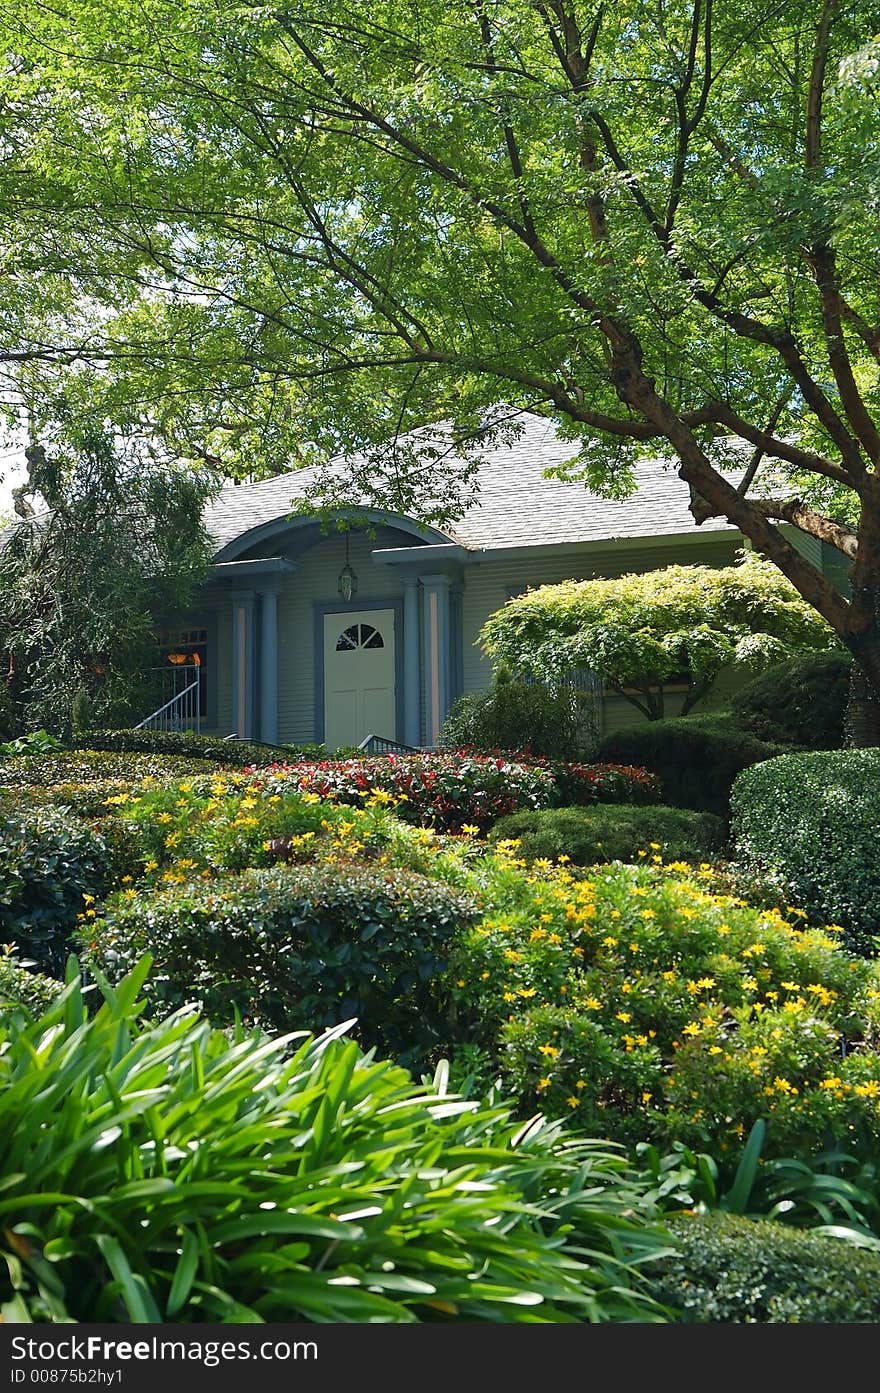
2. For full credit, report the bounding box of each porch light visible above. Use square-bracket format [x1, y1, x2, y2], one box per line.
[337, 531, 358, 603]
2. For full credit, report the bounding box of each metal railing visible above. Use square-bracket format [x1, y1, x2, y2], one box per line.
[135, 668, 202, 733]
[357, 733, 419, 754]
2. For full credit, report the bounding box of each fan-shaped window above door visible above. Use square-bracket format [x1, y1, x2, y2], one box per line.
[335, 622, 385, 652]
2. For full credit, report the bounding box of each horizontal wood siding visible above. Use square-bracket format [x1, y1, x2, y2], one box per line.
[276, 528, 409, 744]
[460, 535, 742, 720]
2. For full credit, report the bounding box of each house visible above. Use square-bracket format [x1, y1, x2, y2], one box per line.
[167, 417, 839, 749]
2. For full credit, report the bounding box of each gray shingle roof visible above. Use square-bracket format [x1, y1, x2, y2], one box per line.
[204, 415, 740, 557]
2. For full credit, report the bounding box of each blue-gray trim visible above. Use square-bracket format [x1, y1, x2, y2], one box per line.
[421, 574, 454, 746]
[216, 508, 451, 563]
[402, 577, 421, 747]
[450, 586, 464, 705]
[211, 556, 297, 581]
[313, 596, 406, 747]
[258, 589, 279, 744]
[230, 591, 257, 739]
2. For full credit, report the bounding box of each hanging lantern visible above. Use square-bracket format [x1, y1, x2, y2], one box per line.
[337, 531, 358, 603]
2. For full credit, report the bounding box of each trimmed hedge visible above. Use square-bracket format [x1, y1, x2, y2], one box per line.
[489, 804, 725, 866]
[0, 750, 234, 788]
[83, 863, 480, 1067]
[0, 953, 64, 1016]
[597, 715, 782, 815]
[75, 729, 323, 766]
[729, 650, 850, 749]
[731, 748, 880, 956]
[438, 677, 594, 759]
[647, 1212, 880, 1322]
[0, 809, 114, 971]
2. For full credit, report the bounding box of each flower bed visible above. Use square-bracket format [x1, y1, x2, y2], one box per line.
[250, 751, 660, 832]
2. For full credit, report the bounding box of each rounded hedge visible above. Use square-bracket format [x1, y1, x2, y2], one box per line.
[731, 749, 880, 955]
[647, 1212, 880, 1322]
[0, 808, 114, 971]
[729, 650, 850, 750]
[0, 953, 64, 1016]
[438, 678, 593, 759]
[488, 804, 725, 866]
[597, 715, 782, 815]
[0, 750, 235, 788]
[84, 862, 480, 1067]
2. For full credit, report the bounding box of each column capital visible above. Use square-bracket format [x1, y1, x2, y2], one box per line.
[420, 572, 455, 588]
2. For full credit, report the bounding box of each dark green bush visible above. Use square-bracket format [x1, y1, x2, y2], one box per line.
[729, 650, 851, 749]
[0, 750, 233, 788]
[439, 675, 595, 759]
[731, 749, 880, 955]
[0, 951, 64, 1015]
[0, 960, 668, 1323]
[597, 715, 782, 815]
[647, 1212, 880, 1322]
[489, 804, 725, 865]
[0, 808, 113, 971]
[76, 729, 320, 766]
[84, 863, 480, 1067]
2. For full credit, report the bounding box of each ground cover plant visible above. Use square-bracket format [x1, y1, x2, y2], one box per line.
[0, 958, 669, 1324]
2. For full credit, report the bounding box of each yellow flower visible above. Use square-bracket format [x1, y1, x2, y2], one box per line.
[682, 1023, 701, 1037]
[537, 1077, 552, 1091]
[854, 1081, 880, 1098]
[460, 824, 480, 837]
[583, 997, 602, 1010]
[602, 936, 618, 948]
[157, 812, 172, 824]
[539, 1044, 560, 1058]
[615, 1011, 632, 1024]
[641, 1091, 653, 1104]
[82, 893, 95, 905]
[576, 1080, 587, 1091]
[566, 1096, 579, 1109]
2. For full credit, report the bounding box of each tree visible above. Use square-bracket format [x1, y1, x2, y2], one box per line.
[6, 0, 880, 734]
[479, 552, 837, 719]
[0, 426, 217, 736]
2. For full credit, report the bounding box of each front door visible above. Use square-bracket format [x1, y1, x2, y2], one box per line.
[323, 609, 396, 751]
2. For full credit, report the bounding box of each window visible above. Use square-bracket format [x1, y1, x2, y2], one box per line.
[336, 622, 385, 652]
[156, 626, 208, 718]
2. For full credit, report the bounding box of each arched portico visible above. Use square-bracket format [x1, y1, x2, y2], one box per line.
[204, 509, 472, 747]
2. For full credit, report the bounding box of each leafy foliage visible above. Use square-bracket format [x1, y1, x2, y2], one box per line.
[439, 673, 597, 759]
[0, 750, 236, 789]
[77, 729, 324, 765]
[646, 1213, 880, 1323]
[489, 805, 725, 867]
[480, 555, 836, 720]
[83, 864, 479, 1066]
[729, 651, 851, 749]
[597, 715, 782, 815]
[0, 960, 669, 1323]
[452, 855, 880, 1157]
[731, 749, 880, 956]
[0, 949, 63, 1016]
[0, 808, 113, 971]
[0, 429, 217, 738]
[254, 752, 660, 832]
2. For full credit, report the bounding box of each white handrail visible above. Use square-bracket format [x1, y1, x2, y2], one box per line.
[135, 672, 201, 733]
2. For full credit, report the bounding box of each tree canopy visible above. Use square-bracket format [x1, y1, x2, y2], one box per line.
[480, 553, 838, 718]
[4, 0, 880, 725]
[0, 428, 216, 736]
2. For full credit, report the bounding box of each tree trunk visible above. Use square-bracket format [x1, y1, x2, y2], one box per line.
[844, 655, 880, 747]
[844, 569, 880, 747]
